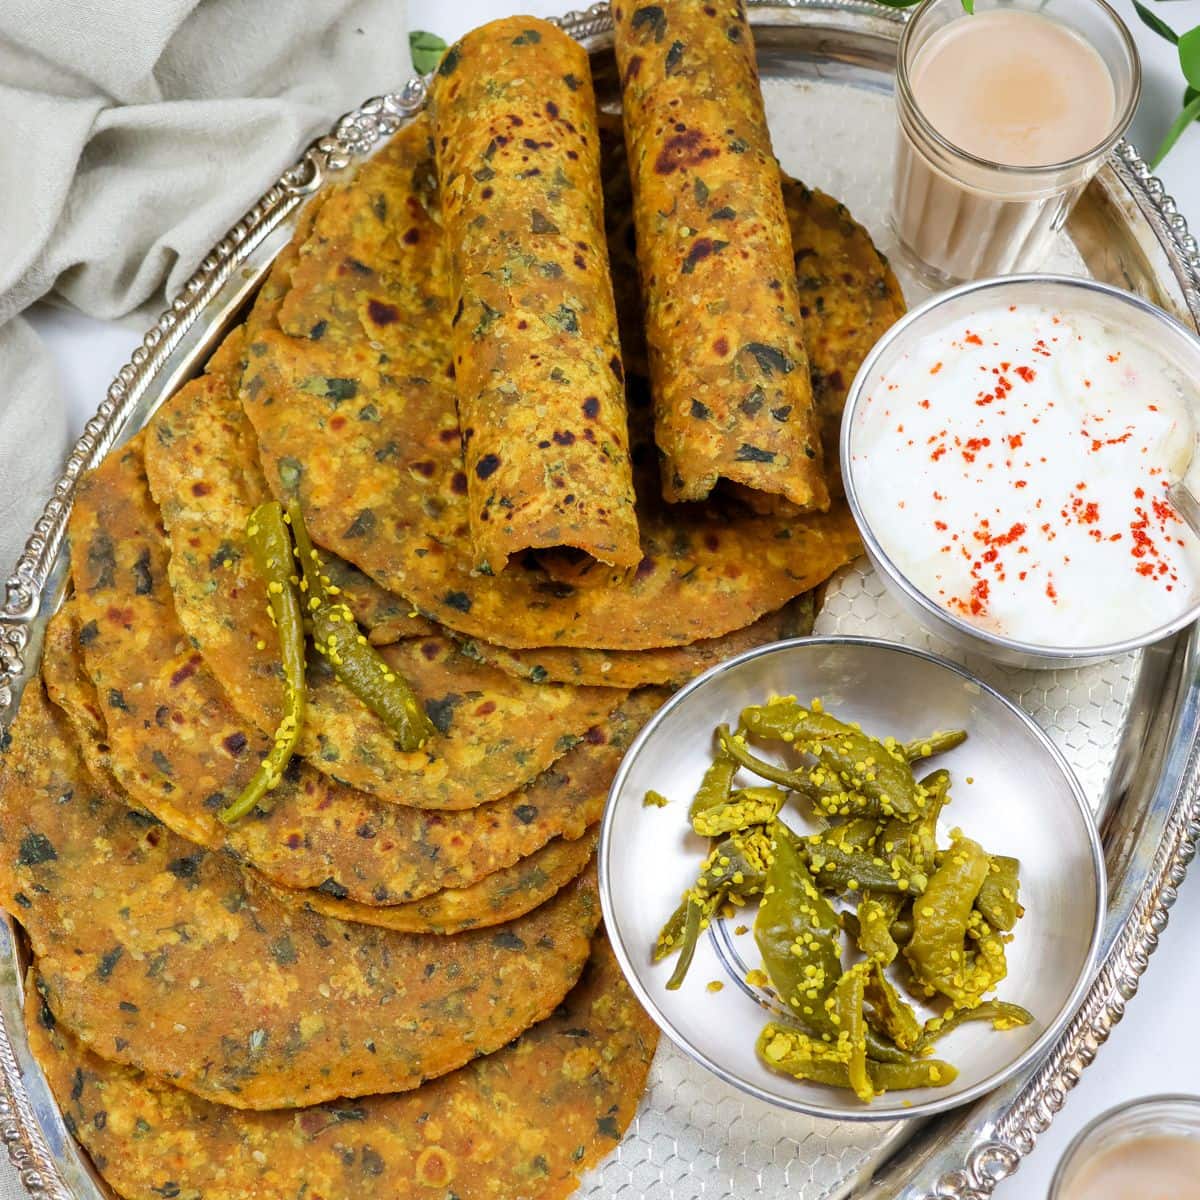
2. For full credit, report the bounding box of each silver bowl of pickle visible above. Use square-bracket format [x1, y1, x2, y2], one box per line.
[598, 636, 1105, 1121]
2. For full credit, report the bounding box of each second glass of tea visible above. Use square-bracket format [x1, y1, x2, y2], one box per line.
[892, 0, 1140, 283]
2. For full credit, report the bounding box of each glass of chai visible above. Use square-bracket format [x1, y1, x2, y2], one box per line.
[1049, 1095, 1200, 1200]
[892, 0, 1140, 283]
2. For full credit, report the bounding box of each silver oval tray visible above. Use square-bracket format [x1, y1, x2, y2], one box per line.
[1, 3, 1200, 1199]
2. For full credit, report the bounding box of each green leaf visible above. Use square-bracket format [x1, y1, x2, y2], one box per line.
[1132, 0, 1178, 44]
[409, 29, 447, 74]
[1179, 25, 1200, 89]
[1151, 91, 1200, 167]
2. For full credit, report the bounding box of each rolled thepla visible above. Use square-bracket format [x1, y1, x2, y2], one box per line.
[612, 0, 828, 510]
[431, 17, 642, 574]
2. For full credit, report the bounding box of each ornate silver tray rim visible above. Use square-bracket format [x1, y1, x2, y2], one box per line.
[0, 3, 1198, 1198]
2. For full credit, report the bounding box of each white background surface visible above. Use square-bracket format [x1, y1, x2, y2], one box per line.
[22, 1, 1200, 1196]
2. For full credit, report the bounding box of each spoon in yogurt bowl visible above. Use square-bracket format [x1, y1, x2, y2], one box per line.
[1167, 471, 1200, 540]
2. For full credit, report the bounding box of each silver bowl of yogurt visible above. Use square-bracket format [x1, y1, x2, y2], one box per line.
[841, 275, 1200, 668]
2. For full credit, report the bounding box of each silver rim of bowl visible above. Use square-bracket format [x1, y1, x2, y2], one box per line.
[839, 273, 1200, 663]
[597, 634, 1107, 1122]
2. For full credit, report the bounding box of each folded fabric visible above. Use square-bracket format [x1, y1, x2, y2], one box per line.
[0, 0, 412, 582]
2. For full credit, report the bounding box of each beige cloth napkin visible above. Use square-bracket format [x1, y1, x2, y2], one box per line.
[0, 0, 412, 585]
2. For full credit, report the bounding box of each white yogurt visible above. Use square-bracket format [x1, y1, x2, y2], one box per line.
[850, 301, 1200, 648]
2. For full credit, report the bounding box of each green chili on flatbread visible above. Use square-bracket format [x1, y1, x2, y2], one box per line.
[43, 596, 659, 911]
[0, 681, 600, 1110]
[115, 427, 626, 812]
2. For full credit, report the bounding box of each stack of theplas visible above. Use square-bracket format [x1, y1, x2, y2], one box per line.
[0, 6, 905, 1198]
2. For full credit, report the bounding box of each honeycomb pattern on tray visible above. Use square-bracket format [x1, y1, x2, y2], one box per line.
[578, 76, 1137, 1200]
[581, 1050, 905, 1200]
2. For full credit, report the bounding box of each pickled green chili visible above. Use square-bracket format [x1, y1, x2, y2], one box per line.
[875, 769, 950, 879]
[976, 855, 1023, 932]
[688, 749, 738, 821]
[915, 999, 1034, 1052]
[869, 1057, 958, 1090]
[716, 724, 807, 791]
[757, 1024, 862, 1089]
[902, 729, 967, 763]
[863, 961, 922, 1052]
[889, 910, 915, 948]
[289, 503, 434, 751]
[904, 833, 992, 1004]
[964, 908, 1012, 1001]
[692, 786, 787, 838]
[912, 769, 952, 869]
[220, 501, 306, 824]
[665, 892, 720, 991]
[652, 699, 1027, 1104]
[757, 1023, 958, 1093]
[656, 826, 774, 989]
[854, 892, 904, 965]
[827, 816, 879, 851]
[803, 827, 927, 896]
[835, 964, 873, 1102]
[739, 699, 921, 820]
[754, 827, 842, 1028]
